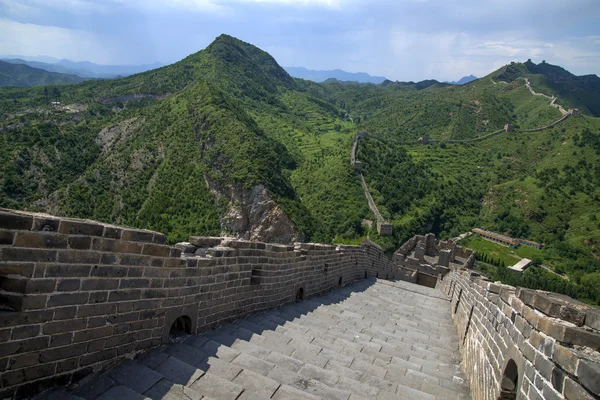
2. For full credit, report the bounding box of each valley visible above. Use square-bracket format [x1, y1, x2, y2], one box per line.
[1, 35, 599, 304]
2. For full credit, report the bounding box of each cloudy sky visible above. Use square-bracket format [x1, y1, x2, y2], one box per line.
[1, 0, 599, 81]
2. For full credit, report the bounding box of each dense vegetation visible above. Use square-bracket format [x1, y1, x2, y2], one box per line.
[0, 61, 86, 87]
[1, 35, 599, 302]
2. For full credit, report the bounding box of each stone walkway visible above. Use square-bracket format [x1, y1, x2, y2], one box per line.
[39, 280, 471, 400]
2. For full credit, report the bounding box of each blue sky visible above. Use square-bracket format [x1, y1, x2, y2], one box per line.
[1, 0, 599, 81]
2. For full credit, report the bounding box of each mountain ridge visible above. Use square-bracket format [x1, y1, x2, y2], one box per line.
[1, 35, 600, 303]
[0, 60, 87, 87]
[285, 66, 387, 83]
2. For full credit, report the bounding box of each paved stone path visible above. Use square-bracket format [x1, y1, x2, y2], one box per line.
[39, 280, 471, 400]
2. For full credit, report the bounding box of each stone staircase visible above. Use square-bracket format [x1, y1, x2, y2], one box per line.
[38, 279, 471, 400]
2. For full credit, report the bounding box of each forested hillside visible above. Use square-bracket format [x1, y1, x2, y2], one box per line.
[1, 35, 599, 303]
[0, 61, 86, 87]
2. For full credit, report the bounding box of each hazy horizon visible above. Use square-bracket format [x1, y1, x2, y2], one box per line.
[1, 0, 599, 82]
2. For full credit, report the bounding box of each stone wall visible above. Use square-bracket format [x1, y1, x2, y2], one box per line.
[0, 209, 397, 399]
[441, 270, 600, 400]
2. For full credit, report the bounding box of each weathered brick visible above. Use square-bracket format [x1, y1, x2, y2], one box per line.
[45, 264, 91, 277]
[56, 279, 81, 291]
[87, 316, 107, 329]
[0, 276, 27, 292]
[189, 236, 222, 247]
[22, 295, 47, 310]
[73, 326, 113, 343]
[81, 278, 119, 291]
[79, 348, 117, 366]
[54, 306, 77, 320]
[91, 265, 128, 278]
[141, 244, 170, 257]
[552, 343, 579, 375]
[89, 292, 108, 304]
[43, 319, 86, 335]
[8, 352, 40, 369]
[119, 279, 150, 289]
[577, 359, 600, 395]
[1, 364, 55, 387]
[50, 333, 72, 348]
[25, 279, 57, 294]
[14, 232, 68, 249]
[58, 220, 103, 236]
[40, 343, 88, 362]
[1, 248, 57, 262]
[58, 250, 101, 264]
[48, 292, 88, 307]
[108, 290, 141, 302]
[0, 212, 33, 230]
[77, 303, 116, 318]
[563, 377, 596, 400]
[169, 248, 183, 258]
[103, 226, 122, 239]
[11, 325, 40, 340]
[56, 357, 78, 373]
[153, 233, 167, 244]
[68, 236, 92, 250]
[585, 309, 600, 331]
[91, 238, 142, 254]
[121, 229, 155, 243]
[32, 217, 60, 232]
[119, 254, 155, 266]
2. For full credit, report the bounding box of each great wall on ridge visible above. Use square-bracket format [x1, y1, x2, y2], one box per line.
[0, 208, 598, 400]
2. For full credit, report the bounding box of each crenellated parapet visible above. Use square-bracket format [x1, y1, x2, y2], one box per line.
[0, 208, 398, 398]
[392, 233, 474, 288]
[440, 270, 600, 400]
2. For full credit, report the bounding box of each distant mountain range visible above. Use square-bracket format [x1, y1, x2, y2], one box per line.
[0, 61, 87, 87]
[0, 56, 163, 79]
[285, 67, 387, 83]
[445, 75, 478, 85]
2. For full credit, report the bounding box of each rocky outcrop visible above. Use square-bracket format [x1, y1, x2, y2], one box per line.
[219, 184, 300, 244]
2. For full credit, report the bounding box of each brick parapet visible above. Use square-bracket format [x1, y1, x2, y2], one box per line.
[440, 270, 600, 400]
[0, 209, 397, 398]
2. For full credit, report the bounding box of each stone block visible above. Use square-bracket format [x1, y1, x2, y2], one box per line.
[585, 309, 600, 331]
[153, 233, 167, 244]
[45, 265, 91, 277]
[141, 244, 171, 257]
[91, 238, 142, 254]
[39, 343, 88, 363]
[14, 232, 68, 249]
[32, 217, 61, 232]
[189, 236, 222, 247]
[43, 319, 86, 335]
[576, 359, 600, 395]
[532, 293, 587, 326]
[121, 229, 155, 243]
[0, 211, 33, 230]
[551, 344, 580, 375]
[68, 236, 92, 250]
[58, 250, 101, 264]
[58, 220, 104, 236]
[102, 226, 122, 239]
[563, 377, 596, 400]
[1, 248, 57, 262]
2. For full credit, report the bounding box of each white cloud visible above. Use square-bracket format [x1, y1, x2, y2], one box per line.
[0, 19, 128, 63]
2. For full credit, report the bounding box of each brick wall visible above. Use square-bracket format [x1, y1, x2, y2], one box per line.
[441, 270, 600, 400]
[0, 209, 396, 398]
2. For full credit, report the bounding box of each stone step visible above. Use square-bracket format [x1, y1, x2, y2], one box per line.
[37, 280, 471, 400]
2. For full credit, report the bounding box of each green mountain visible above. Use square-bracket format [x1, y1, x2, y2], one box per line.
[495, 59, 600, 116]
[0, 60, 87, 87]
[1, 34, 600, 303]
